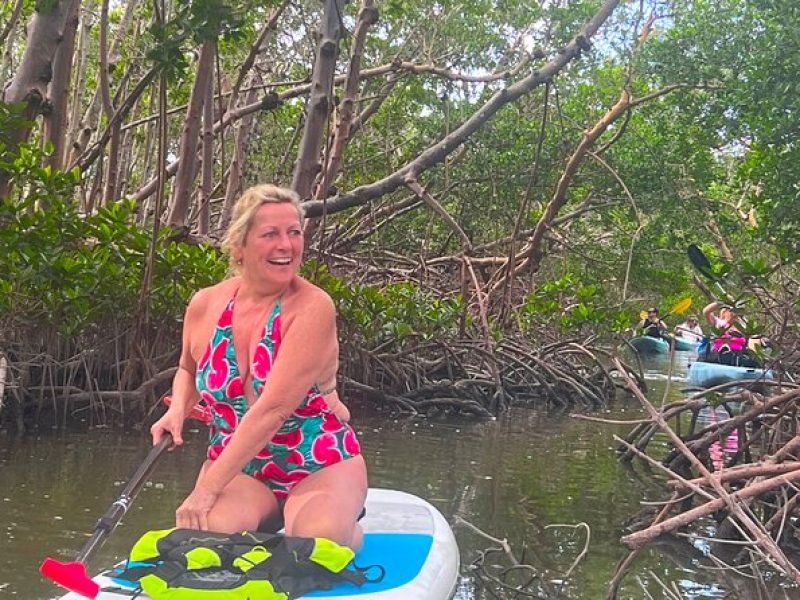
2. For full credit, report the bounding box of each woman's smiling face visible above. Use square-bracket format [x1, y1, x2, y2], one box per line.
[237, 202, 304, 282]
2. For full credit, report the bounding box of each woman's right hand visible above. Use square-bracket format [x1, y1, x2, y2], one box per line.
[150, 407, 187, 449]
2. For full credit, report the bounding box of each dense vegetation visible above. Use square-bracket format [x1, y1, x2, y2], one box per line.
[1, 0, 798, 427]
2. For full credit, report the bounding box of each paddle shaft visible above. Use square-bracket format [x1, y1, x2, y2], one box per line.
[74, 433, 173, 563]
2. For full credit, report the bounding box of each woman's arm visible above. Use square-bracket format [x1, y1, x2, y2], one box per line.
[702, 301, 720, 326]
[196, 291, 338, 495]
[151, 293, 204, 447]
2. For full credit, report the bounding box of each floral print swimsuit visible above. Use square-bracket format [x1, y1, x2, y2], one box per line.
[195, 294, 361, 499]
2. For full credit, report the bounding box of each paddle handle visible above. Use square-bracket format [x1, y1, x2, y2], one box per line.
[75, 433, 173, 564]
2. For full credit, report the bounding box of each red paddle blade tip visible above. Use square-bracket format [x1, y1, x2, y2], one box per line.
[40, 558, 100, 599]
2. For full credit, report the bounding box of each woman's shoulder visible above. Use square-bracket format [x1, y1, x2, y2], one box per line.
[187, 277, 240, 313]
[287, 277, 335, 317]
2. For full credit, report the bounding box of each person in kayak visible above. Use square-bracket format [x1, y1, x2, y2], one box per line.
[701, 301, 761, 367]
[637, 307, 668, 339]
[674, 315, 703, 343]
[151, 184, 367, 550]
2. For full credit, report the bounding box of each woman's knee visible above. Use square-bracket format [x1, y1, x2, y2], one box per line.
[205, 474, 280, 533]
[285, 503, 355, 546]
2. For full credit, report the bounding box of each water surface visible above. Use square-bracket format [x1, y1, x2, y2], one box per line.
[0, 349, 756, 598]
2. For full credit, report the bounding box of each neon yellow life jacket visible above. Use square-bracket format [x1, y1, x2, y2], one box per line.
[113, 528, 378, 599]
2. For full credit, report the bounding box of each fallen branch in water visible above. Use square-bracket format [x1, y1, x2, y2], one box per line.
[454, 515, 591, 598]
[609, 358, 800, 591]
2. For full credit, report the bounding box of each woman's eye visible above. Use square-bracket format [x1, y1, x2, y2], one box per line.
[289, 229, 302, 236]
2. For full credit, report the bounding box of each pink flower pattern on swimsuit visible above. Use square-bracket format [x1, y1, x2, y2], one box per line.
[195, 295, 360, 498]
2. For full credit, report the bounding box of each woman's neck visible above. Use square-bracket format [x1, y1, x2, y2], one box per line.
[236, 273, 291, 304]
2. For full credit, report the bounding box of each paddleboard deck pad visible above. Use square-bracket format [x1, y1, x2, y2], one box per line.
[58, 489, 459, 600]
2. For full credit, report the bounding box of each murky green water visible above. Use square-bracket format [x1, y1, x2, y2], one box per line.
[0, 351, 766, 598]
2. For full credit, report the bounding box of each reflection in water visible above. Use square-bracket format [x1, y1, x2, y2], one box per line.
[0, 357, 764, 599]
[696, 405, 740, 471]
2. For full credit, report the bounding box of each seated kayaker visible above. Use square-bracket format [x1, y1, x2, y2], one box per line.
[637, 307, 668, 338]
[675, 316, 703, 342]
[701, 301, 760, 367]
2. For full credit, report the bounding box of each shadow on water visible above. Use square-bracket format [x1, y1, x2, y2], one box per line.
[0, 349, 767, 598]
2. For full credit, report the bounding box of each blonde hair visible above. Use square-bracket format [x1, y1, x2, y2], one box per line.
[221, 184, 304, 271]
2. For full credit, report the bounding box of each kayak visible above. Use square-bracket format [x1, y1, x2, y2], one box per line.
[672, 337, 699, 352]
[59, 488, 459, 600]
[630, 336, 670, 354]
[688, 361, 773, 388]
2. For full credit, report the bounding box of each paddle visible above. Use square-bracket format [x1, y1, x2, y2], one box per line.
[39, 397, 211, 598]
[638, 297, 693, 322]
[687, 244, 739, 306]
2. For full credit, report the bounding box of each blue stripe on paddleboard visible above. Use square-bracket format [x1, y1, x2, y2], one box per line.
[306, 533, 433, 596]
[109, 533, 435, 596]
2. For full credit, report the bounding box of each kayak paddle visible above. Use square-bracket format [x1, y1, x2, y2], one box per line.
[638, 297, 692, 321]
[39, 397, 211, 598]
[686, 243, 717, 281]
[39, 433, 174, 598]
[686, 244, 739, 305]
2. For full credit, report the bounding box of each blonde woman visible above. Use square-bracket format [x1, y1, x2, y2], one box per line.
[151, 185, 367, 550]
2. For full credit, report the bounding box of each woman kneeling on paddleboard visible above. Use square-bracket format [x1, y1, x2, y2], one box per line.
[151, 184, 367, 550]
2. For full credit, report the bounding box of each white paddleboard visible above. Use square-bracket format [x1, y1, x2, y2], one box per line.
[59, 488, 459, 600]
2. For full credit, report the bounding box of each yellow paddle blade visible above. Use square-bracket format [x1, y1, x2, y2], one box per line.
[668, 297, 692, 316]
[639, 298, 692, 321]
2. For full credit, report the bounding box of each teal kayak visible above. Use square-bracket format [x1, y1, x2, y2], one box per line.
[672, 337, 699, 352]
[688, 361, 773, 388]
[630, 336, 670, 354]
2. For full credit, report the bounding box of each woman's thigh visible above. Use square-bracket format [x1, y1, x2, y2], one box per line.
[282, 455, 368, 547]
[196, 460, 281, 534]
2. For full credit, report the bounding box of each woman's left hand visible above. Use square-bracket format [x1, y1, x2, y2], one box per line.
[175, 485, 220, 531]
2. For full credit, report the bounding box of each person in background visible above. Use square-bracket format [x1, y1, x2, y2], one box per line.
[675, 315, 704, 342]
[637, 307, 667, 338]
[702, 301, 757, 366]
[151, 184, 367, 550]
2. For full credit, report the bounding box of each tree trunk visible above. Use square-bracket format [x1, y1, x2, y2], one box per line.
[1, 0, 77, 194]
[291, 0, 348, 200]
[317, 0, 378, 198]
[220, 86, 259, 229]
[198, 60, 215, 235]
[65, 0, 95, 164]
[43, 0, 80, 169]
[67, 0, 139, 168]
[0, 11, 21, 86]
[167, 39, 216, 227]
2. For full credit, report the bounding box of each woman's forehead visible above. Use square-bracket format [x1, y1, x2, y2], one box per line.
[253, 202, 301, 224]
